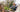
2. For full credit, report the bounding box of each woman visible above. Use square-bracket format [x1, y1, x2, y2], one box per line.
[14, 0, 20, 12]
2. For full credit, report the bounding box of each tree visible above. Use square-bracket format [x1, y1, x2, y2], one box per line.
[9, 1, 13, 7]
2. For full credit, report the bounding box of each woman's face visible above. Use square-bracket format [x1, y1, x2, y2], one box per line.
[13, 5, 15, 6]
[13, 4, 15, 6]
[13, 3, 15, 6]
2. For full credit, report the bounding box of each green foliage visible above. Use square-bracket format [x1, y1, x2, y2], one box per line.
[4, 7, 9, 10]
[9, 1, 13, 7]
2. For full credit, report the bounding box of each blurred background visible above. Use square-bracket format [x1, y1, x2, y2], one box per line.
[0, 0, 17, 12]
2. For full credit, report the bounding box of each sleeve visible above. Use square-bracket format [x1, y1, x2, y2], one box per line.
[15, 6, 17, 8]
